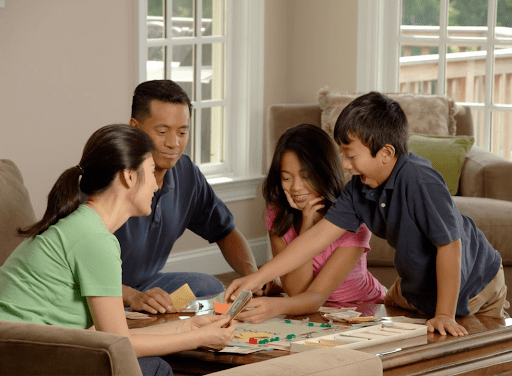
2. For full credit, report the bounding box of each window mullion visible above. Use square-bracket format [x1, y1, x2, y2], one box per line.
[438, 0, 448, 95]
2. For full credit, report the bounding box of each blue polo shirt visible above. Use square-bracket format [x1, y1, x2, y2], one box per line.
[325, 153, 501, 317]
[115, 154, 235, 289]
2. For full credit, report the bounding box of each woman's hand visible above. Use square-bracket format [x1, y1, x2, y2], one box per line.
[235, 297, 281, 324]
[193, 315, 237, 350]
[284, 191, 324, 233]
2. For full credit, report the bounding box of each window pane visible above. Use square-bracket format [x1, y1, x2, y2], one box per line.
[491, 112, 512, 160]
[400, 43, 439, 94]
[201, 106, 224, 164]
[470, 109, 486, 148]
[147, 46, 165, 80]
[446, 44, 486, 103]
[493, 44, 512, 105]
[497, 0, 512, 40]
[401, 0, 439, 26]
[184, 109, 194, 159]
[448, 0, 488, 38]
[148, 0, 165, 39]
[202, 43, 225, 100]
[171, 44, 194, 100]
[172, 0, 195, 37]
[202, 0, 225, 36]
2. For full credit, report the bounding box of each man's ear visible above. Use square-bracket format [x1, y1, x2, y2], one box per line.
[129, 118, 139, 128]
[120, 169, 136, 188]
[380, 144, 396, 163]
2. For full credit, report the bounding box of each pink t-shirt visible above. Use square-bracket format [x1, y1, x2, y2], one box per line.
[266, 207, 386, 306]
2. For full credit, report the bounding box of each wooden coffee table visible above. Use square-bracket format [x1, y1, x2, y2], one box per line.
[128, 304, 512, 375]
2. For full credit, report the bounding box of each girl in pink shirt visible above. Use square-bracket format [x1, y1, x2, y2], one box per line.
[237, 124, 386, 324]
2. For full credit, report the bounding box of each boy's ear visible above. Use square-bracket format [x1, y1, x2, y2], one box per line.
[380, 144, 396, 163]
[120, 169, 136, 188]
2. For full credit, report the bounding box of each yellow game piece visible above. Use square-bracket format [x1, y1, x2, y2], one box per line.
[169, 283, 197, 310]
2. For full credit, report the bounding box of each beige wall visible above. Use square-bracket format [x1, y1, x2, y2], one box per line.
[0, 0, 359, 256]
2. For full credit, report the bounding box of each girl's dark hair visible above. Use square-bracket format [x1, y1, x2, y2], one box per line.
[18, 124, 156, 238]
[333, 91, 409, 158]
[263, 124, 344, 237]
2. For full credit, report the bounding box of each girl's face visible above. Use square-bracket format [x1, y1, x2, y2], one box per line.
[132, 155, 158, 216]
[280, 151, 320, 210]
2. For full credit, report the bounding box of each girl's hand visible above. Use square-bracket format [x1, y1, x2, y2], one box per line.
[284, 191, 325, 233]
[196, 316, 237, 350]
[235, 297, 280, 324]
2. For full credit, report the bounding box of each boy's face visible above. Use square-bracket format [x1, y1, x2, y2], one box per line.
[339, 136, 392, 189]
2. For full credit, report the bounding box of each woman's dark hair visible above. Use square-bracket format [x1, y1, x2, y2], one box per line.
[263, 124, 344, 237]
[18, 124, 156, 238]
[333, 91, 409, 158]
[131, 79, 192, 122]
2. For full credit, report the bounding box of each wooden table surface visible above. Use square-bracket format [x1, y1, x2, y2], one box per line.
[128, 303, 512, 375]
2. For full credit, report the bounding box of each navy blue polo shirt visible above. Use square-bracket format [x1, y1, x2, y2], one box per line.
[325, 153, 501, 317]
[115, 154, 235, 289]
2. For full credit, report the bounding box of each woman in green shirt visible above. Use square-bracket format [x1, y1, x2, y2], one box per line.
[0, 124, 235, 376]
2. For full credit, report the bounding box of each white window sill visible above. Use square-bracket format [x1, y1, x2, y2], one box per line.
[207, 175, 265, 203]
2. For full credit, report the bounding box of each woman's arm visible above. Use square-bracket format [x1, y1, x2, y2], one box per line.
[86, 296, 235, 358]
[236, 246, 364, 323]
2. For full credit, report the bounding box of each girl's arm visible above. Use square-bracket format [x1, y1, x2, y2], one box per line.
[269, 231, 314, 296]
[86, 296, 235, 358]
[236, 245, 364, 323]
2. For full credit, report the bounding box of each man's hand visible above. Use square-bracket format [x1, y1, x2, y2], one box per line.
[426, 314, 468, 336]
[124, 286, 177, 314]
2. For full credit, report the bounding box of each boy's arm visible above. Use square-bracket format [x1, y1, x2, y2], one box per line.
[427, 239, 469, 337]
[224, 218, 346, 302]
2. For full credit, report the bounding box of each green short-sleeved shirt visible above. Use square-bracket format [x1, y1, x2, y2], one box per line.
[0, 205, 122, 328]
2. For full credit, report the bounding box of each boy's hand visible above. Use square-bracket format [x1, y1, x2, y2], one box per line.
[426, 314, 468, 336]
[224, 275, 264, 303]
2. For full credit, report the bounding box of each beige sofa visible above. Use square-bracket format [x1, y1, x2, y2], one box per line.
[267, 95, 512, 314]
[0, 159, 382, 374]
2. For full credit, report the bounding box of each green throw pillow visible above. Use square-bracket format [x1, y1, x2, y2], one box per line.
[408, 134, 475, 195]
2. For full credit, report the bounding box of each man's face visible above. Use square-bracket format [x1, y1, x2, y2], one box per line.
[131, 100, 190, 171]
[339, 136, 388, 189]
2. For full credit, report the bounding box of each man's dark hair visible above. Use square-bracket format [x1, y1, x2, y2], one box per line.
[333, 92, 409, 158]
[131, 80, 192, 121]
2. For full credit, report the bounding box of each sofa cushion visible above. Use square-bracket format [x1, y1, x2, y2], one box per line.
[0, 160, 37, 266]
[318, 89, 458, 138]
[0, 320, 142, 375]
[408, 134, 475, 195]
[208, 347, 382, 376]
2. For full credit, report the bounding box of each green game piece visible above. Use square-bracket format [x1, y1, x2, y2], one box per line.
[308, 322, 314, 326]
[258, 340, 265, 344]
[285, 319, 291, 323]
[286, 334, 294, 339]
[320, 323, 327, 327]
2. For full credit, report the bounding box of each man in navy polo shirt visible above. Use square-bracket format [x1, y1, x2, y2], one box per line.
[116, 80, 260, 314]
[224, 92, 508, 338]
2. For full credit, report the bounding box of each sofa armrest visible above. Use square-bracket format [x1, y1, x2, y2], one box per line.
[0, 320, 142, 376]
[208, 347, 382, 376]
[459, 146, 512, 201]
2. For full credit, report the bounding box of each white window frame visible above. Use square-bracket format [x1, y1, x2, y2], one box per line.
[358, 0, 512, 155]
[136, 0, 265, 202]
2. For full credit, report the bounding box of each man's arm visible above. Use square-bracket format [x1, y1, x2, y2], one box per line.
[216, 228, 258, 276]
[426, 239, 468, 337]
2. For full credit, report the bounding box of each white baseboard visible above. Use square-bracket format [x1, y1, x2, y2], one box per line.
[161, 236, 270, 275]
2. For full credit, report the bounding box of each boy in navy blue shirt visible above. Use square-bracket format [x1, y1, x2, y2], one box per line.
[226, 92, 508, 337]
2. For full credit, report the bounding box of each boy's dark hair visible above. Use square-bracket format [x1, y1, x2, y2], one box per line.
[263, 124, 344, 237]
[18, 124, 155, 238]
[333, 92, 409, 158]
[131, 80, 192, 121]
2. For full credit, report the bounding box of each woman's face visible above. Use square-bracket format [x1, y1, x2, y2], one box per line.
[280, 151, 320, 210]
[132, 155, 158, 216]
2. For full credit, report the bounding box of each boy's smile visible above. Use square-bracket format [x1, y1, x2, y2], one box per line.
[339, 136, 396, 189]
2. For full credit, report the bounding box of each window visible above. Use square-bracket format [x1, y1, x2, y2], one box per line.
[358, 0, 512, 161]
[137, 0, 265, 201]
